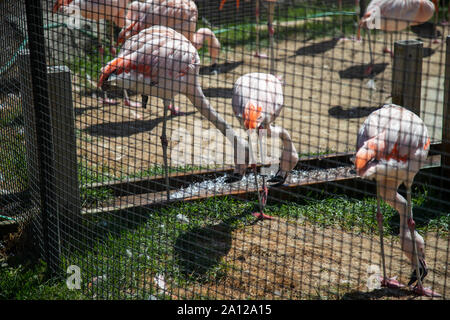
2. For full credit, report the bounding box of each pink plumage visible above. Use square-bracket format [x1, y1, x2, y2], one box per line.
[354, 104, 440, 297]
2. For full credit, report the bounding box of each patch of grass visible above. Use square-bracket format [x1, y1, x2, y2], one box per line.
[0, 260, 85, 300]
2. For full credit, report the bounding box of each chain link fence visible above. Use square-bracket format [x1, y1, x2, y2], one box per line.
[1, 0, 449, 299]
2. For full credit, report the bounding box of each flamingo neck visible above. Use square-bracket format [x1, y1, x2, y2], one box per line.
[187, 82, 248, 166]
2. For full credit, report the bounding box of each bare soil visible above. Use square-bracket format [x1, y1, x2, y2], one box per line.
[171, 218, 449, 300]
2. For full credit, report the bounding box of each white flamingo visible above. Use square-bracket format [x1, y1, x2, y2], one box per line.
[354, 104, 440, 297]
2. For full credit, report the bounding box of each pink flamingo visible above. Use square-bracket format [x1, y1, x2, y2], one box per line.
[98, 26, 248, 190]
[358, 0, 436, 75]
[219, 0, 277, 73]
[354, 104, 440, 297]
[116, 0, 220, 67]
[230, 72, 298, 219]
[52, 0, 132, 104]
[116, 0, 221, 112]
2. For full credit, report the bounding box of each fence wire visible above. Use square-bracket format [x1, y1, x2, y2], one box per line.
[0, 0, 449, 300]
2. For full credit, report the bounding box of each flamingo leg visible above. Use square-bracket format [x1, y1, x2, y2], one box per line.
[406, 186, 423, 287]
[364, 29, 374, 77]
[123, 89, 143, 108]
[267, 1, 276, 74]
[254, 0, 267, 58]
[377, 185, 404, 288]
[251, 131, 272, 220]
[161, 99, 171, 201]
[406, 186, 440, 297]
[98, 21, 118, 105]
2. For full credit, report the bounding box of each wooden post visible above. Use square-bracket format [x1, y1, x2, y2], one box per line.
[392, 39, 423, 116]
[19, 51, 81, 271]
[46, 66, 81, 242]
[443, 36, 450, 176]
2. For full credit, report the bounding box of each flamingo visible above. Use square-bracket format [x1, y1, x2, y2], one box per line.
[354, 104, 440, 297]
[115, 0, 221, 112]
[229, 73, 298, 219]
[219, 0, 277, 74]
[116, 0, 220, 68]
[357, 0, 436, 75]
[98, 26, 249, 197]
[52, 0, 132, 104]
[52, 0, 132, 55]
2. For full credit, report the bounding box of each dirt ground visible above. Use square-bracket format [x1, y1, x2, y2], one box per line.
[170, 218, 449, 300]
[74, 25, 449, 177]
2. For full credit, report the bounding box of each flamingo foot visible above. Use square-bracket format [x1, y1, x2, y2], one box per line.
[168, 104, 186, 116]
[364, 65, 373, 77]
[412, 285, 442, 297]
[380, 276, 405, 289]
[124, 98, 142, 108]
[252, 212, 273, 220]
[100, 97, 119, 105]
[254, 52, 269, 59]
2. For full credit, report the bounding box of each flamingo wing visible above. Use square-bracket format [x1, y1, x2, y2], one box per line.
[355, 104, 429, 176]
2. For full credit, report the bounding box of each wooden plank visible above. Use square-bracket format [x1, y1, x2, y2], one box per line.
[392, 39, 423, 115]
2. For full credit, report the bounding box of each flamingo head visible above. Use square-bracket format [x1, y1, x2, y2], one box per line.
[243, 101, 262, 130]
[52, 0, 73, 13]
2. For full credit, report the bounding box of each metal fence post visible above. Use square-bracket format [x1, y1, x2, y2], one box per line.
[443, 36, 450, 176]
[392, 39, 423, 116]
[24, 0, 59, 273]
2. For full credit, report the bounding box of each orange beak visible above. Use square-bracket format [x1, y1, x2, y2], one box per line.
[117, 21, 138, 46]
[243, 102, 262, 130]
[98, 57, 126, 88]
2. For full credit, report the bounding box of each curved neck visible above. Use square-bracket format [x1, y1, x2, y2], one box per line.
[187, 81, 248, 165]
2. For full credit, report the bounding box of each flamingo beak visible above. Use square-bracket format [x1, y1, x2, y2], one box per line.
[408, 258, 428, 287]
[243, 102, 262, 130]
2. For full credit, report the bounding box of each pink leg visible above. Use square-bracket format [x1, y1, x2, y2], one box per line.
[251, 183, 273, 220]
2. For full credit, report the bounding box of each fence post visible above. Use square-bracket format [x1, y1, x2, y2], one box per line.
[443, 36, 450, 177]
[392, 40, 423, 116]
[24, 0, 58, 273]
[46, 66, 82, 246]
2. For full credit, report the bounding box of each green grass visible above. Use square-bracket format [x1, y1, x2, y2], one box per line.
[0, 260, 85, 300]
[59, 188, 449, 299]
[1, 184, 447, 299]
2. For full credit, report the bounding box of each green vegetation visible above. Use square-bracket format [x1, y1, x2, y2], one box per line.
[0, 260, 85, 300]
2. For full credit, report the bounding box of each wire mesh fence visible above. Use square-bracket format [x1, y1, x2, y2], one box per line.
[1, 0, 449, 300]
